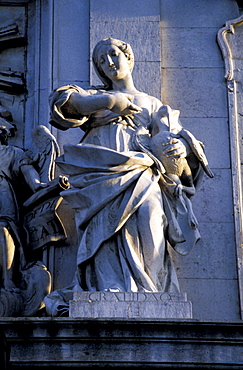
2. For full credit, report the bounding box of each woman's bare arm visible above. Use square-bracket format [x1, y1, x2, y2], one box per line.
[66, 91, 142, 116]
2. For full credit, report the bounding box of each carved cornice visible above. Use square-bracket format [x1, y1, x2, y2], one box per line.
[1, 319, 243, 368]
[0, 23, 26, 51]
[217, 15, 243, 80]
[0, 68, 25, 94]
[0, 23, 18, 38]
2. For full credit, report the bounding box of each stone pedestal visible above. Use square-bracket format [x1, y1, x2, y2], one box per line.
[69, 291, 192, 319]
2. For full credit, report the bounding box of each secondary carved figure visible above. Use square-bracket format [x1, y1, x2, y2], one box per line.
[0, 120, 60, 316]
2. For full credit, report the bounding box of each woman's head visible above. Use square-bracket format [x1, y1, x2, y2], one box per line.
[92, 38, 134, 89]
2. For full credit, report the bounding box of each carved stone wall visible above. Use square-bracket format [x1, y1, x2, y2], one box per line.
[217, 14, 243, 319]
[1, 0, 243, 368]
[0, 3, 27, 147]
[0, 0, 242, 322]
[45, 0, 240, 320]
[159, 0, 240, 320]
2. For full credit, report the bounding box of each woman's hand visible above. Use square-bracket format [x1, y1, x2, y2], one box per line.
[160, 133, 190, 159]
[107, 92, 142, 115]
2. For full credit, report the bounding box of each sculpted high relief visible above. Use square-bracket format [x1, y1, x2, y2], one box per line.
[0, 37, 213, 317]
[44, 38, 213, 317]
[0, 115, 65, 316]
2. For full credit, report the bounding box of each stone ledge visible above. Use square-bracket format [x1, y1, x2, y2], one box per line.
[0, 318, 243, 369]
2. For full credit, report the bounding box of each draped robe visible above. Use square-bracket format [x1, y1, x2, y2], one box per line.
[45, 85, 203, 316]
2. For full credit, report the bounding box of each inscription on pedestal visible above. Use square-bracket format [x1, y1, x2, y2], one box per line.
[69, 291, 192, 319]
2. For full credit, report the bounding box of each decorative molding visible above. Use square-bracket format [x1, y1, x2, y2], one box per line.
[217, 15, 243, 81]
[0, 68, 25, 94]
[1, 318, 243, 368]
[0, 23, 19, 38]
[218, 15, 243, 320]
[0, 23, 26, 51]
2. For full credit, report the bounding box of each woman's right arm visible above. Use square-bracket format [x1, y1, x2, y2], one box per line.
[49, 85, 142, 130]
[68, 91, 142, 116]
[49, 85, 91, 130]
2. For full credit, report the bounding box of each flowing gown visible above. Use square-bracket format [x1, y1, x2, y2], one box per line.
[45, 85, 203, 316]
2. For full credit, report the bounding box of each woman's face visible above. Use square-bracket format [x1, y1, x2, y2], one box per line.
[98, 44, 131, 82]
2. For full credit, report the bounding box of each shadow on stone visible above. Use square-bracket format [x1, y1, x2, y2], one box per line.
[0, 330, 10, 370]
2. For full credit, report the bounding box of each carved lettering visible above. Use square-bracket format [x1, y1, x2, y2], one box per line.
[24, 195, 66, 250]
[25, 209, 37, 223]
[47, 219, 59, 234]
[113, 292, 124, 301]
[128, 303, 140, 317]
[85, 291, 179, 302]
[40, 226, 50, 239]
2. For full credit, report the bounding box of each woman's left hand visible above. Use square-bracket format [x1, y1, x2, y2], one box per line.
[160, 133, 189, 159]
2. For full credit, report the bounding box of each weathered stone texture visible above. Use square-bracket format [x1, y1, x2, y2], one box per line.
[159, 0, 240, 320]
[1, 318, 243, 368]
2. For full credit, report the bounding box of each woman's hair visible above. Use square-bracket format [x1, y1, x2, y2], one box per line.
[92, 38, 134, 89]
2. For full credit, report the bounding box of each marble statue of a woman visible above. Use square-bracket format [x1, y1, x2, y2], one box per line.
[45, 38, 209, 316]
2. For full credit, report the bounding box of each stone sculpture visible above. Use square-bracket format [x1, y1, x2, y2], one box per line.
[45, 38, 213, 316]
[133, 104, 214, 197]
[0, 117, 65, 316]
